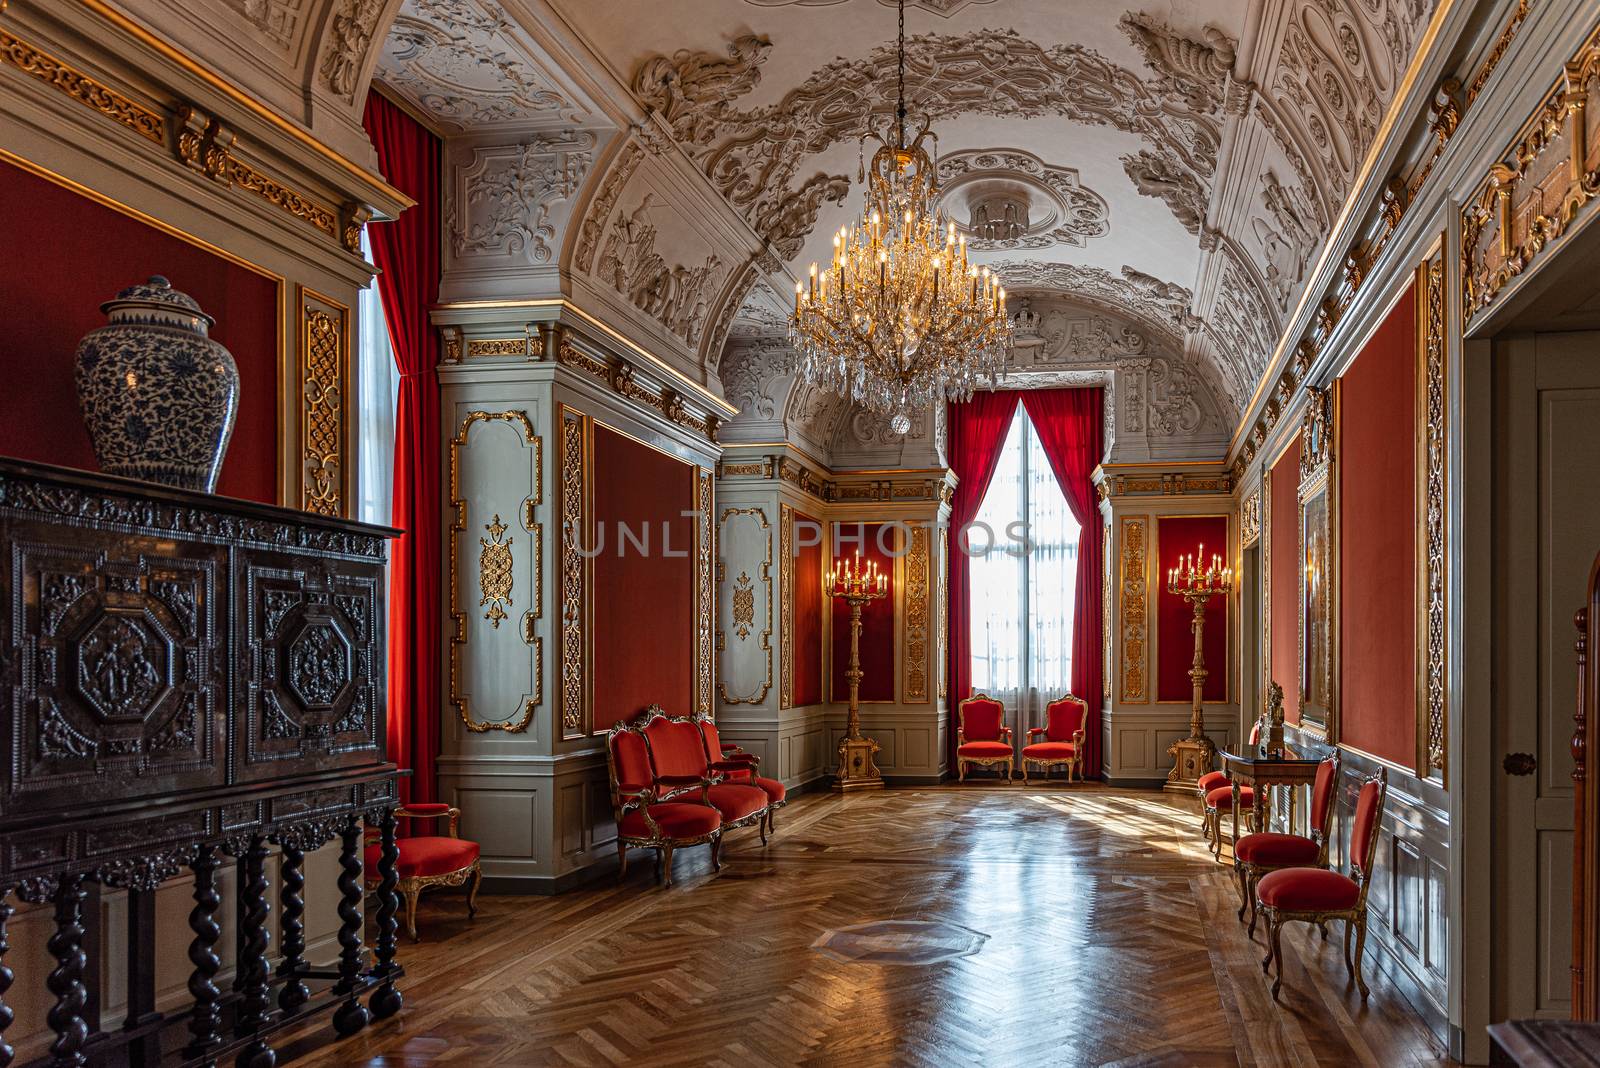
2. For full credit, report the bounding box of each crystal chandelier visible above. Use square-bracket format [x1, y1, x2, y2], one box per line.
[788, 0, 1012, 435]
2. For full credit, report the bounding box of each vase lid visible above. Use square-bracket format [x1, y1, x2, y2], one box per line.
[101, 276, 214, 326]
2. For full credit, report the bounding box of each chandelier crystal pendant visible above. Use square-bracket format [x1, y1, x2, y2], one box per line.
[787, 0, 1012, 436]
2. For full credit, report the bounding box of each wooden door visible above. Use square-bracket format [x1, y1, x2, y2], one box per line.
[1492, 331, 1600, 1021]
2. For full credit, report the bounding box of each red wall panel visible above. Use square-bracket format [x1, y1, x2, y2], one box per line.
[793, 510, 825, 707]
[0, 158, 279, 503]
[1339, 286, 1418, 767]
[1270, 434, 1302, 723]
[591, 424, 696, 729]
[1156, 515, 1230, 702]
[831, 522, 896, 702]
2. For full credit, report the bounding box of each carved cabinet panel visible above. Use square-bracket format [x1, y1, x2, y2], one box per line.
[7, 532, 225, 811]
[238, 555, 384, 778]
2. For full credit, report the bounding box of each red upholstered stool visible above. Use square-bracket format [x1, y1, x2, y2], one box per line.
[1234, 751, 1342, 934]
[1256, 768, 1389, 1000]
[1022, 695, 1087, 783]
[956, 694, 1013, 782]
[363, 803, 482, 941]
[1204, 786, 1255, 859]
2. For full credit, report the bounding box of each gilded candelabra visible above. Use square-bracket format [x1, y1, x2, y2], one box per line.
[828, 553, 889, 791]
[1164, 547, 1233, 793]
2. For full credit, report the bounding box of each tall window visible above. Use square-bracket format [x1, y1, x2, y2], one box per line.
[969, 406, 1079, 731]
[356, 230, 400, 526]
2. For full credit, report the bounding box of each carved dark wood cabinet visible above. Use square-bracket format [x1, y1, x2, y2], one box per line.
[0, 458, 403, 1066]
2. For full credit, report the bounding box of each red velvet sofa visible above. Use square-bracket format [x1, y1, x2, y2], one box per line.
[605, 706, 785, 887]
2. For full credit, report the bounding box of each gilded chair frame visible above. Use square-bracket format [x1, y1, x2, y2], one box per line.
[604, 708, 725, 889]
[361, 804, 483, 942]
[1021, 695, 1087, 784]
[1257, 768, 1388, 1000]
[956, 693, 1014, 783]
[1234, 750, 1342, 935]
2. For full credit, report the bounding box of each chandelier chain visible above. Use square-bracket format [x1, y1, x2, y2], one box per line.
[788, 0, 1013, 431]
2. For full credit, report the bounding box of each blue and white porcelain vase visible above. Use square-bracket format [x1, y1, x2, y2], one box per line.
[74, 276, 240, 493]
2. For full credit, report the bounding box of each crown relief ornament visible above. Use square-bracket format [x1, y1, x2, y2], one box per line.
[788, 0, 1012, 437]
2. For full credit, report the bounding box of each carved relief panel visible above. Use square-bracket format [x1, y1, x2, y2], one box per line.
[9, 540, 222, 810]
[718, 506, 772, 705]
[449, 409, 544, 734]
[239, 556, 383, 778]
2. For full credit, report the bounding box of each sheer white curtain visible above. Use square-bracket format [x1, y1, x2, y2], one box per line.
[356, 230, 401, 526]
[968, 407, 1080, 738]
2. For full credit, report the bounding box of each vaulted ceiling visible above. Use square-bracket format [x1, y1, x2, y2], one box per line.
[375, 0, 1435, 427]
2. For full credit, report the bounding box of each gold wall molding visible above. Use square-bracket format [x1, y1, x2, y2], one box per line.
[902, 524, 930, 704]
[1119, 516, 1149, 704]
[780, 505, 795, 709]
[0, 19, 370, 255]
[557, 335, 720, 443]
[298, 288, 347, 517]
[1467, 0, 1532, 104]
[177, 106, 345, 245]
[717, 506, 772, 706]
[1297, 385, 1338, 741]
[1462, 23, 1600, 327]
[717, 453, 954, 505]
[0, 26, 165, 144]
[448, 410, 543, 735]
[695, 469, 715, 715]
[1418, 252, 1449, 780]
[1241, 487, 1262, 548]
[559, 406, 589, 737]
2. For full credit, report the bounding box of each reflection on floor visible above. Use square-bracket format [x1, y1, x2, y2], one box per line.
[282, 785, 1456, 1067]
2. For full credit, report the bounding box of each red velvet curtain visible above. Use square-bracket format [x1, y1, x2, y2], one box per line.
[362, 93, 441, 806]
[1021, 388, 1105, 779]
[945, 391, 1021, 769]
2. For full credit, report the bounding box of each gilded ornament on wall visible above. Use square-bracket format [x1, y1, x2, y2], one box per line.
[1421, 253, 1448, 779]
[1120, 517, 1149, 703]
[695, 470, 715, 715]
[478, 514, 514, 628]
[780, 504, 795, 709]
[301, 296, 346, 516]
[560, 407, 588, 736]
[731, 573, 756, 639]
[903, 525, 931, 703]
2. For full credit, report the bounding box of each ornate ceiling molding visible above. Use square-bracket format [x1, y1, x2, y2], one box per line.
[936, 148, 1109, 250]
[378, 0, 599, 130]
[449, 132, 596, 262]
[744, 0, 1002, 13]
[639, 28, 1219, 240]
[597, 193, 726, 346]
[989, 260, 1202, 352]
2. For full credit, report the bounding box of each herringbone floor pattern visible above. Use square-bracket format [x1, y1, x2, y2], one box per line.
[281, 785, 1455, 1067]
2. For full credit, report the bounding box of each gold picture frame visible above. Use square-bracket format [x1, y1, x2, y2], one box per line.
[1297, 385, 1338, 741]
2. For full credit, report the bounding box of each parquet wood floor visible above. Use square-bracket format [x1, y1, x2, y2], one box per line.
[279, 785, 1456, 1067]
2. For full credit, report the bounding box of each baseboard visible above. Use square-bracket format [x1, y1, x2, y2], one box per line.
[481, 856, 619, 896]
[1104, 775, 1169, 789]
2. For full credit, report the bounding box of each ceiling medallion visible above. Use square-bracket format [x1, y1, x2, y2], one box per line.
[788, 0, 1012, 436]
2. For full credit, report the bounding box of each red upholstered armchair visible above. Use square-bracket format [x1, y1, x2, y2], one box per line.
[1234, 751, 1341, 935]
[1022, 695, 1087, 783]
[1256, 767, 1389, 1000]
[1200, 719, 1263, 856]
[362, 803, 482, 942]
[693, 712, 787, 839]
[956, 693, 1013, 783]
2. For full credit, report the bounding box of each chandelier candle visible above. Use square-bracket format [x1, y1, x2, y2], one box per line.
[827, 553, 889, 791]
[1164, 545, 1234, 794]
[789, 0, 1013, 436]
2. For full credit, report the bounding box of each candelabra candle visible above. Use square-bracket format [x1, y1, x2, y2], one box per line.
[827, 552, 889, 600]
[1166, 544, 1234, 595]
